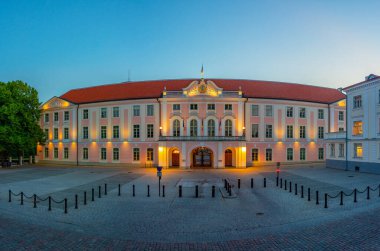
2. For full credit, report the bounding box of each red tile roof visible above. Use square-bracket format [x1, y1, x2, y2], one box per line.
[60, 79, 345, 104]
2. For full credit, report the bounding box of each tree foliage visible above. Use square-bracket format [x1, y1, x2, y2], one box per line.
[0, 80, 45, 158]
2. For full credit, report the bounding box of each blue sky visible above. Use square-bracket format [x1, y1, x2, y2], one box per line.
[1, 0, 380, 102]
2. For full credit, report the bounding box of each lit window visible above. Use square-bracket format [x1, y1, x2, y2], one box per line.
[286, 107, 293, 117]
[353, 121, 363, 135]
[354, 143, 363, 158]
[101, 108, 107, 118]
[251, 105, 259, 116]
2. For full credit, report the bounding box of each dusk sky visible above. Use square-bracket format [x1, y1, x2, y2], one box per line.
[1, 0, 380, 102]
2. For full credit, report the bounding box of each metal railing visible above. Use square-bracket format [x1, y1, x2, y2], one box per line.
[159, 136, 245, 141]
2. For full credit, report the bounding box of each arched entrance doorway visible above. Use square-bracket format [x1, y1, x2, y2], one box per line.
[192, 147, 213, 168]
[171, 149, 180, 167]
[225, 149, 233, 167]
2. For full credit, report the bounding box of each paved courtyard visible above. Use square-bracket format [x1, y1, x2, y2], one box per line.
[0, 164, 379, 250]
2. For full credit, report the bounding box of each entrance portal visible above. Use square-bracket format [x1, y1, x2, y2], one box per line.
[172, 150, 180, 167]
[225, 149, 232, 167]
[192, 147, 213, 168]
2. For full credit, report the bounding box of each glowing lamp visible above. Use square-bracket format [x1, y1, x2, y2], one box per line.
[242, 147, 246, 152]
[159, 146, 164, 152]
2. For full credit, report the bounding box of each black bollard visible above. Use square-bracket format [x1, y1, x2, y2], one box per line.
[308, 188, 311, 201]
[98, 186, 101, 198]
[48, 196, 51, 211]
[340, 191, 343, 205]
[147, 185, 150, 197]
[84, 191, 87, 205]
[301, 186, 304, 198]
[238, 179, 241, 189]
[276, 177, 279, 187]
[64, 198, 67, 214]
[195, 185, 199, 198]
[264, 178, 266, 188]
[285, 180, 287, 190]
[324, 193, 328, 208]
[295, 184, 298, 195]
[179, 185, 182, 197]
[212, 185, 215, 198]
[8, 190, 11, 203]
[105, 183, 107, 195]
[289, 182, 292, 193]
[20, 192, 24, 205]
[75, 194, 78, 209]
[224, 179, 227, 189]
[251, 178, 254, 188]
[33, 194, 37, 208]
[316, 191, 319, 205]
[92, 188, 95, 201]
[118, 184, 121, 196]
[354, 189, 357, 203]
[133, 185, 135, 197]
[367, 186, 370, 200]
[229, 185, 232, 196]
[280, 178, 283, 188]
[162, 185, 165, 197]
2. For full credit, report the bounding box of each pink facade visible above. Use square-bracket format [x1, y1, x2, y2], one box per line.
[38, 79, 345, 168]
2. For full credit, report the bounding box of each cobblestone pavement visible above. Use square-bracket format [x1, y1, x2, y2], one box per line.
[0, 164, 379, 250]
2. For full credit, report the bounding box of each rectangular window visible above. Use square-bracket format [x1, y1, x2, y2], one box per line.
[113, 126, 119, 138]
[113, 148, 119, 161]
[339, 127, 345, 132]
[353, 95, 362, 108]
[83, 127, 88, 139]
[265, 105, 273, 117]
[147, 124, 154, 138]
[318, 109, 324, 119]
[190, 104, 198, 110]
[266, 149, 272, 161]
[45, 129, 49, 139]
[64, 111, 69, 121]
[287, 125, 293, 138]
[252, 148, 258, 161]
[338, 143, 344, 157]
[330, 144, 335, 157]
[354, 143, 363, 158]
[318, 148, 324, 160]
[113, 107, 119, 118]
[207, 104, 215, 110]
[83, 148, 88, 160]
[300, 148, 306, 160]
[133, 125, 140, 138]
[299, 107, 306, 118]
[44, 147, 49, 158]
[83, 109, 88, 119]
[133, 148, 140, 161]
[54, 112, 59, 122]
[101, 108, 107, 118]
[101, 126, 107, 139]
[353, 121, 363, 135]
[318, 127, 324, 139]
[251, 105, 259, 116]
[54, 128, 58, 140]
[287, 148, 293, 161]
[286, 107, 293, 117]
[64, 147, 69, 159]
[133, 105, 140, 116]
[147, 148, 153, 161]
[299, 126, 306, 138]
[44, 113, 49, 123]
[251, 124, 259, 138]
[225, 104, 232, 110]
[265, 125, 273, 138]
[147, 105, 154, 116]
[54, 148, 58, 159]
[101, 148, 107, 160]
[173, 104, 180, 110]
[338, 111, 344, 121]
[64, 128, 69, 140]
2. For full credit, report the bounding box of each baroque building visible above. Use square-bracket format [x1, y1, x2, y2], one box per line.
[38, 76, 345, 168]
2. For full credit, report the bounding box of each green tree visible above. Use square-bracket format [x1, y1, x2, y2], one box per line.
[0, 80, 45, 162]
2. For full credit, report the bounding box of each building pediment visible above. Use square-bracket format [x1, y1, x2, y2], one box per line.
[40, 96, 74, 110]
[182, 79, 223, 97]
